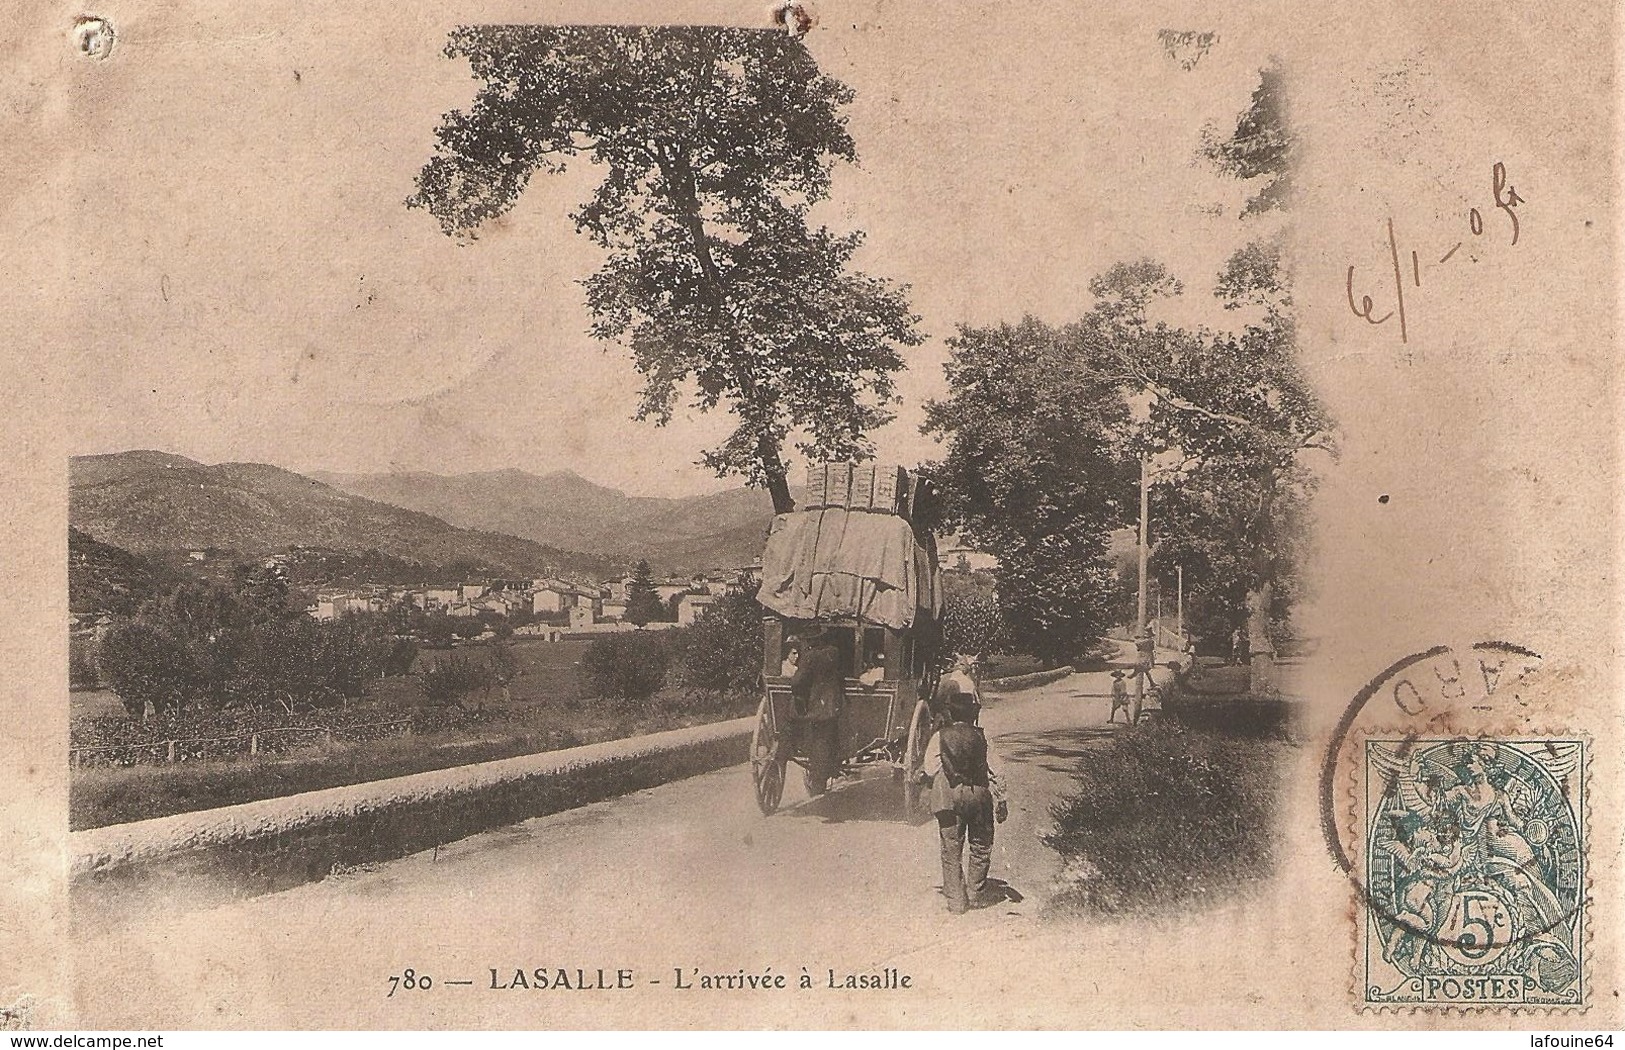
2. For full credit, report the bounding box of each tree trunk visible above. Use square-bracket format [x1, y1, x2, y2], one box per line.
[758, 432, 795, 514]
[1246, 579, 1276, 696]
[663, 154, 795, 517]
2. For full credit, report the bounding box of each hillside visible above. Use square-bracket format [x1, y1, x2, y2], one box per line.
[70, 452, 615, 580]
[311, 468, 787, 572]
[68, 526, 180, 615]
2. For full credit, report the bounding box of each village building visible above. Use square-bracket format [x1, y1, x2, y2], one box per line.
[424, 587, 460, 609]
[675, 592, 717, 626]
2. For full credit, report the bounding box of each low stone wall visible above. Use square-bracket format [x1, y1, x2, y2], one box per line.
[981, 667, 1073, 693]
[72, 716, 754, 901]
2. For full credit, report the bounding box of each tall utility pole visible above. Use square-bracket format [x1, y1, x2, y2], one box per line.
[1176, 564, 1184, 645]
[1136, 454, 1149, 632]
[1134, 453, 1151, 716]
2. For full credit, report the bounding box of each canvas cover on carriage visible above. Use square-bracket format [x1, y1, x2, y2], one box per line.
[756, 507, 940, 630]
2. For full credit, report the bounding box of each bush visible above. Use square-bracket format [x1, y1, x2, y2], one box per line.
[673, 591, 761, 697]
[382, 635, 419, 677]
[420, 654, 493, 708]
[418, 617, 457, 649]
[208, 617, 394, 713]
[578, 631, 669, 705]
[1043, 719, 1288, 916]
[941, 591, 1002, 663]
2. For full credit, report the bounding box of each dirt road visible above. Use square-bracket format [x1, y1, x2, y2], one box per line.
[71, 669, 1148, 1028]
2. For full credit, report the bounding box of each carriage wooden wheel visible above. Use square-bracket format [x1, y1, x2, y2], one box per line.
[901, 698, 932, 824]
[750, 695, 785, 815]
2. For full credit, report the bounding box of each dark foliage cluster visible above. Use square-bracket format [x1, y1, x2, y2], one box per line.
[578, 630, 672, 705]
[939, 590, 1003, 663]
[578, 591, 762, 706]
[420, 644, 518, 708]
[1044, 720, 1288, 915]
[667, 590, 763, 696]
[96, 567, 418, 719]
[624, 559, 666, 627]
[922, 317, 1136, 667]
[69, 636, 102, 689]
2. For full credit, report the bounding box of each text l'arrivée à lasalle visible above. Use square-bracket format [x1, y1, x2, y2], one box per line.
[487, 966, 912, 991]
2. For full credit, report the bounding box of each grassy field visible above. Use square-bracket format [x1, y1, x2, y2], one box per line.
[1042, 716, 1294, 917]
[69, 636, 755, 830]
[415, 636, 593, 695]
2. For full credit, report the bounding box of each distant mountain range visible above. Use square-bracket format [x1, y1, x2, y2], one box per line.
[310, 467, 786, 572]
[70, 451, 617, 581]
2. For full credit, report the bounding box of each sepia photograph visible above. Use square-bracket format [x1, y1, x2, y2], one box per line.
[3, 0, 1618, 1034]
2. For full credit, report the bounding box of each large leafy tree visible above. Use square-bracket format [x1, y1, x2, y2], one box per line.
[1199, 59, 1293, 217]
[923, 318, 1137, 667]
[409, 26, 923, 511]
[1075, 249, 1332, 691]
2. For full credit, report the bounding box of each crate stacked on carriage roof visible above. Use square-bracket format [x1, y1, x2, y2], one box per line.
[803, 462, 909, 516]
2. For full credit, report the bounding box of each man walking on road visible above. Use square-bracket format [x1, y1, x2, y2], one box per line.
[920, 683, 1007, 914]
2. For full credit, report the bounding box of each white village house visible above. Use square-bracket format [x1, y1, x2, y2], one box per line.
[675, 592, 717, 626]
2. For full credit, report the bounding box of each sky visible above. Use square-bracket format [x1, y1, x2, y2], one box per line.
[48, 1, 1273, 497]
[33, 0, 1617, 678]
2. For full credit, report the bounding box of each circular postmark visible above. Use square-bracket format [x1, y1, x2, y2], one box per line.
[1318, 642, 1587, 1008]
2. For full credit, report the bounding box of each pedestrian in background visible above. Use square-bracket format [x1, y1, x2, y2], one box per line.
[1108, 669, 1130, 723]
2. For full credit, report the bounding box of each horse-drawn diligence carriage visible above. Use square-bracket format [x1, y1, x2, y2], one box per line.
[749, 463, 942, 820]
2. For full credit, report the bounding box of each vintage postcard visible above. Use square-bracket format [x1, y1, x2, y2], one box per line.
[1, 0, 1618, 1032]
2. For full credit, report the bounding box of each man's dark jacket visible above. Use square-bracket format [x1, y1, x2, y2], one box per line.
[790, 641, 842, 721]
[936, 722, 990, 787]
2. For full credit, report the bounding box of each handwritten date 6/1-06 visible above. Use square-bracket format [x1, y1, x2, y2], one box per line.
[1346, 161, 1524, 346]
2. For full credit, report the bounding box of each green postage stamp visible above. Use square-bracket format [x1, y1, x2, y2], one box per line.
[1362, 738, 1586, 1008]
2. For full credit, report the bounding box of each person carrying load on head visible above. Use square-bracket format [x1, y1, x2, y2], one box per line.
[918, 681, 1007, 914]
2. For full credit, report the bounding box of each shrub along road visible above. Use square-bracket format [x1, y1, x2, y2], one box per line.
[68, 666, 1326, 1028]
